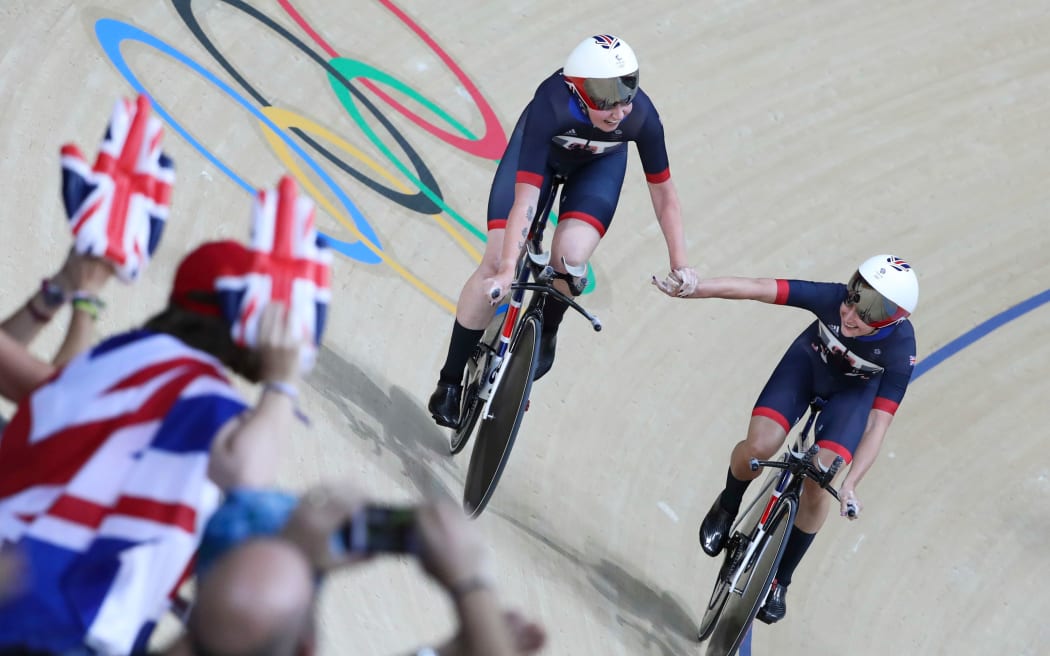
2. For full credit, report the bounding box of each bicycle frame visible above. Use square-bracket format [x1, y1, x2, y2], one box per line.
[470, 175, 603, 422]
[725, 398, 846, 595]
[474, 179, 562, 420]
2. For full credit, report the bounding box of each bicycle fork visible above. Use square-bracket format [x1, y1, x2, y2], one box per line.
[726, 465, 795, 595]
[477, 256, 537, 420]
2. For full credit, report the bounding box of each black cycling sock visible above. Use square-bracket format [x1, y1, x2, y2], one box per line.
[438, 320, 485, 385]
[774, 526, 817, 587]
[541, 296, 569, 334]
[718, 468, 751, 515]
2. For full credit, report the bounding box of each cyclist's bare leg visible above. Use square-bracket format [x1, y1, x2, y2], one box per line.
[430, 229, 507, 427]
[794, 448, 845, 532]
[699, 414, 788, 555]
[455, 228, 506, 330]
[728, 415, 788, 481]
[549, 218, 602, 286]
[531, 219, 602, 378]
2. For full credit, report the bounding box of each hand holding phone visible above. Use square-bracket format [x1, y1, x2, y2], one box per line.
[334, 505, 420, 556]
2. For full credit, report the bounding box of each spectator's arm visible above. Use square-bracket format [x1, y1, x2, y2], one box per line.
[207, 303, 303, 489]
[2, 249, 114, 363]
[0, 330, 55, 403]
[416, 503, 536, 656]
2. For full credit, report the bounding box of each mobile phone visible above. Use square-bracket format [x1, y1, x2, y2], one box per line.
[334, 505, 420, 556]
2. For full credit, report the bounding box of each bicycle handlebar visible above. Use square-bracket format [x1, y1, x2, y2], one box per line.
[511, 282, 602, 332]
[749, 445, 858, 518]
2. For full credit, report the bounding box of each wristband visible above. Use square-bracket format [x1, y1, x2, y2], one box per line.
[262, 381, 310, 426]
[26, 299, 54, 323]
[71, 295, 105, 321]
[263, 380, 299, 400]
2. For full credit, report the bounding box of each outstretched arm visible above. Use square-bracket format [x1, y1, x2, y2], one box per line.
[647, 178, 689, 270]
[647, 179, 698, 296]
[654, 275, 779, 303]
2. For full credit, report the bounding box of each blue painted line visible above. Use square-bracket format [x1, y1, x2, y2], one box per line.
[914, 288, 1050, 380]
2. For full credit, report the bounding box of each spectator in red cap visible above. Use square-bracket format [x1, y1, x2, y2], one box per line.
[0, 176, 329, 655]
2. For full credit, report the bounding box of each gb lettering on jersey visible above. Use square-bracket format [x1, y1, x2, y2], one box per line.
[815, 321, 884, 378]
[552, 135, 625, 154]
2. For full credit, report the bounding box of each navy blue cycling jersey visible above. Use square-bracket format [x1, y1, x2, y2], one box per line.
[774, 279, 917, 413]
[514, 70, 671, 188]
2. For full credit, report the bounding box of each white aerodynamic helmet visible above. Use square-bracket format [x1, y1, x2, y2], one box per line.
[845, 254, 919, 328]
[562, 34, 640, 111]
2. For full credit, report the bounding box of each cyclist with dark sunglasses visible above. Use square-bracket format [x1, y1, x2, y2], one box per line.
[652, 254, 918, 624]
[429, 34, 699, 429]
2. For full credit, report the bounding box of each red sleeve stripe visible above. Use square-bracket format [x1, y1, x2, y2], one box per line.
[487, 218, 507, 231]
[515, 171, 544, 188]
[645, 168, 671, 184]
[752, 406, 791, 433]
[872, 397, 900, 415]
[774, 279, 790, 305]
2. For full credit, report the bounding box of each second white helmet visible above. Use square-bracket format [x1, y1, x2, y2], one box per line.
[846, 254, 919, 328]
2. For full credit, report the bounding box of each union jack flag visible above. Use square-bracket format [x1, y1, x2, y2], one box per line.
[592, 34, 622, 50]
[0, 331, 247, 654]
[61, 94, 175, 282]
[887, 256, 912, 272]
[217, 176, 331, 372]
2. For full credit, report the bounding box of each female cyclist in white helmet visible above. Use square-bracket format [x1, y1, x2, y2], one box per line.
[653, 254, 919, 624]
[429, 34, 699, 428]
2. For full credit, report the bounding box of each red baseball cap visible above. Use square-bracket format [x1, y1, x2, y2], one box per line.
[169, 240, 253, 317]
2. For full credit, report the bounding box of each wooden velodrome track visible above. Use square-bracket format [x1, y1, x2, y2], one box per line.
[2, 2, 1047, 654]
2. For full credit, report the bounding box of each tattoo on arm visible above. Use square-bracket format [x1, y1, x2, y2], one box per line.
[518, 206, 534, 250]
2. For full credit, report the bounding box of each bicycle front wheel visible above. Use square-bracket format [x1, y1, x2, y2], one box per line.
[698, 470, 780, 642]
[462, 314, 541, 518]
[450, 312, 505, 455]
[705, 498, 796, 656]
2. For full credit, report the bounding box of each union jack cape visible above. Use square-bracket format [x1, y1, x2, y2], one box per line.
[0, 330, 247, 655]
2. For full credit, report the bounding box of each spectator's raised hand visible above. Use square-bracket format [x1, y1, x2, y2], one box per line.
[256, 302, 305, 386]
[280, 482, 372, 572]
[52, 248, 116, 298]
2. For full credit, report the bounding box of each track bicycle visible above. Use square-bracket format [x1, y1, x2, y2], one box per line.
[698, 397, 859, 655]
[449, 175, 602, 518]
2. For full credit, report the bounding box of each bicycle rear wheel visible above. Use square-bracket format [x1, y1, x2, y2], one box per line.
[462, 314, 541, 518]
[705, 498, 796, 656]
